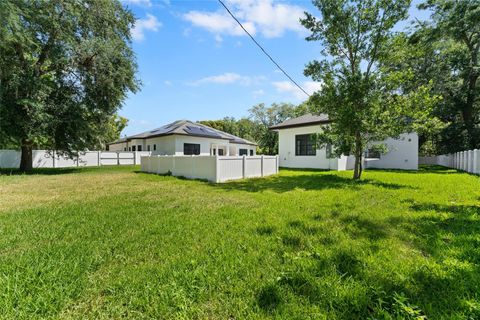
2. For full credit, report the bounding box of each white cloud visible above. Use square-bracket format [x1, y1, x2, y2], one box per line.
[189, 72, 265, 86]
[183, 11, 255, 36]
[164, 80, 172, 86]
[183, 0, 305, 39]
[273, 81, 322, 100]
[131, 14, 161, 42]
[122, 0, 152, 7]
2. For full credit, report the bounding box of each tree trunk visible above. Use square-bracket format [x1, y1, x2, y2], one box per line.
[353, 131, 363, 180]
[20, 141, 33, 172]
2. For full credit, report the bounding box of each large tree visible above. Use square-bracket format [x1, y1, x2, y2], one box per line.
[249, 102, 309, 155]
[0, 0, 139, 170]
[415, 0, 479, 152]
[301, 0, 440, 179]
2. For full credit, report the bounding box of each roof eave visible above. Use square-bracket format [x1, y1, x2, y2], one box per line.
[269, 120, 331, 130]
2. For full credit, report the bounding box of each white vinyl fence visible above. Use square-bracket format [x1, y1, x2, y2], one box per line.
[0, 150, 151, 169]
[419, 149, 480, 174]
[141, 155, 279, 183]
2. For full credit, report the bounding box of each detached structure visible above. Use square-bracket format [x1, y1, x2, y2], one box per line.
[270, 114, 418, 170]
[116, 120, 279, 182]
[108, 120, 257, 157]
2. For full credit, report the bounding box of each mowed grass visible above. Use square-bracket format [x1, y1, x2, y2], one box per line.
[0, 165, 479, 319]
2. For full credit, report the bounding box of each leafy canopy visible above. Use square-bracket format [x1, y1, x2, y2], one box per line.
[0, 0, 139, 167]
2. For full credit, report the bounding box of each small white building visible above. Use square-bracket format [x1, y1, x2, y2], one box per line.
[107, 120, 257, 157]
[270, 114, 418, 170]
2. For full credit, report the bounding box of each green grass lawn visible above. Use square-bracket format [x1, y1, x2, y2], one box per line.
[0, 165, 479, 319]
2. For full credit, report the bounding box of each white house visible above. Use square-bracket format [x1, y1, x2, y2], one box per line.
[107, 120, 257, 157]
[270, 114, 418, 170]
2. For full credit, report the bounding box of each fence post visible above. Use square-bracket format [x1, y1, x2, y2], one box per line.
[117, 152, 120, 166]
[77, 153, 79, 167]
[276, 155, 279, 174]
[242, 155, 246, 179]
[215, 155, 220, 183]
[473, 149, 478, 174]
[261, 155, 264, 177]
[133, 151, 137, 165]
[469, 150, 474, 172]
[52, 150, 56, 168]
[97, 151, 101, 166]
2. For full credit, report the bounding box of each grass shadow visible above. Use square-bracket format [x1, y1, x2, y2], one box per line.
[216, 173, 415, 194]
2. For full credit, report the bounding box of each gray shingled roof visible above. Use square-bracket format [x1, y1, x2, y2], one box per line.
[269, 113, 330, 129]
[108, 120, 257, 146]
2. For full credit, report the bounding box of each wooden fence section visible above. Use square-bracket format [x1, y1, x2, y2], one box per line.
[0, 150, 151, 169]
[141, 155, 279, 183]
[419, 149, 480, 174]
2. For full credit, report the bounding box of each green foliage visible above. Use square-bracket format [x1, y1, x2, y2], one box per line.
[302, 0, 442, 179]
[248, 102, 310, 154]
[0, 165, 479, 318]
[0, 0, 138, 169]
[386, 0, 480, 153]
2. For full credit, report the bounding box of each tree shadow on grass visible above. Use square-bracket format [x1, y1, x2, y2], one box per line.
[380, 201, 480, 316]
[367, 165, 459, 175]
[216, 174, 415, 194]
[0, 167, 84, 176]
[256, 201, 480, 318]
[392, 201, 480, 261]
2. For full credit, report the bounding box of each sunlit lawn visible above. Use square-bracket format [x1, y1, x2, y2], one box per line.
[0, 165, 479, 319]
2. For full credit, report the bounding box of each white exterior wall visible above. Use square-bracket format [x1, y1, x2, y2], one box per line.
[108, 142, 127, 152]
[173, 135, 227, 156]
[229, 143, 256, 156]
[145, 136, 176, 155]
[278, 125, 331, 169]
[365, 133, 418, 170]
[108, 135, 257, 156]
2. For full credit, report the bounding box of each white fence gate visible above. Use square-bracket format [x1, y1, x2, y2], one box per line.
[419, 149, 480, 174]
[141, 155, 279, 183]
[0, 150, 151, 169]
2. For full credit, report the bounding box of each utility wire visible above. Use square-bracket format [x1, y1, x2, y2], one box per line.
[218, 0, 310, 98]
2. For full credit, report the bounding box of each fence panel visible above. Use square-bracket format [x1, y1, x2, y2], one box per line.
[141, 155, 279, 183]
[0, 149, 151, 169]
[424, 149, 480, 175]
[217, 157, 244, 182]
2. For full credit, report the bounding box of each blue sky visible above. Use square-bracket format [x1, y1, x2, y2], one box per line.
[120, 0, 429, 136]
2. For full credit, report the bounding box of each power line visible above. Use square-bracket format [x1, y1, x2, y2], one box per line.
[218, 0, 310, 98]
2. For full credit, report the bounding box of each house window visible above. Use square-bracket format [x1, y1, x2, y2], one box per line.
[147, 145, 150, 151]
[153, 144, 156, 151]
[132, 146, 136, 151]
[218, 149, 224, 156]
[124, 147, 127, 151]
[137, 145, 142, 151]
[365, 148, 381, 159]
[250, 150, 254, 156]
[239, 148, 248, 156]
[295, 134, 316, 156]
[184, 143, 200, 155]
